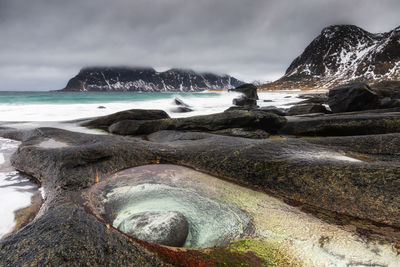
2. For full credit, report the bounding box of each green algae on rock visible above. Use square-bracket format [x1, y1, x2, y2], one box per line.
[83, 164, 400, 266]
[208, 238, 297, 267]
[84, 165, 253, 249]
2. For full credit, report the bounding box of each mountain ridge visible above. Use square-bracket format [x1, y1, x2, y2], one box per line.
[60, 67, 243, 92]
[260, 24, 400, 90]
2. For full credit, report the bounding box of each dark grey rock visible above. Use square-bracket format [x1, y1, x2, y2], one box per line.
[328, 82, 380, 113]
[80, 109, 170, 130]
[224, 106, 256, 112]
[297, 93, 328, 104]
[174, 97, 190, 107]
[171, 98, 193, 113]
[379, 97, 400, 109]
[371, 80, 400, 99]
[259, 106, 287, 116]
[232, 96, 257, 107]
[3, 112, 400, 265]
[229, 83, 259, 100]
[4, 126, 400, 236]
[211, 128, 270, 139]
[249, 110, 287, 133]
[108, 110, 286, 135]
[229, 83, 259, 108]
[280, 111, 400, 136]
[287, 104, 329, 115]
[108, 110, 276, 135]
[147, 130, 211, 143]
[0, 203, 166, 266]
[118, 211, 189, 247]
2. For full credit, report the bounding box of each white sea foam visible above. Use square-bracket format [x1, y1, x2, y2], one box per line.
[0, 91, 303, 122]
[0, 172, 37, 238]
[0, 138, 39, 239]
[39, 187, 46, 200]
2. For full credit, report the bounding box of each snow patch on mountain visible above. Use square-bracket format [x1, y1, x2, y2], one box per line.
[262, 24, 400, 90]
[61, 67, 243, 92]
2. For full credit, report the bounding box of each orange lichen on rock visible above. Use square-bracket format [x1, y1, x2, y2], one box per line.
[94, 171, 99, 183]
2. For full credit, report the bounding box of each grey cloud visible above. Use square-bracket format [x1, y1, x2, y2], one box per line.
[0, 0, 399, 90]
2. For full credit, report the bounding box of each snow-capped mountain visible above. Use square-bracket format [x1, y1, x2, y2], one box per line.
[261, 25, 400, 89]
[60, 67, 243, 92]
[251, 79, 271, 86]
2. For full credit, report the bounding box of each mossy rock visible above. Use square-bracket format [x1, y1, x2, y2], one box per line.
[207, 238, 299, 266]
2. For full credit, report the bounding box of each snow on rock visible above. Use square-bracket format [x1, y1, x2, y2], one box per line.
[61, 67, 243, 92]
[262, 24, 400, 90]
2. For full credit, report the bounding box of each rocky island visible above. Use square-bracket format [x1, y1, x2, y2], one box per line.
[60, 67, 243, 92]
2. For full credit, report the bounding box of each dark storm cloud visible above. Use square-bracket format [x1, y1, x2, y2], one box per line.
[0, 0, 399, 90]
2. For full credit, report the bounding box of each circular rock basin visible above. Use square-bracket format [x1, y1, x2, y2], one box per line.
[84, 164, 400, 266]
[86, 164, 253, 248]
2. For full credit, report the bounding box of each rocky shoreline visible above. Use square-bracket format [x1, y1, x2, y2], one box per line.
[1, 82, 400, 266]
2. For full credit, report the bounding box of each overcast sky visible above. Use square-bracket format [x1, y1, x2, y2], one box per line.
[0, 0, 399, 91]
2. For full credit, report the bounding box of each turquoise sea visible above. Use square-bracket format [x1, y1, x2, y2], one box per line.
[0, 91, 219, 104]
[0, 91, 302, 122]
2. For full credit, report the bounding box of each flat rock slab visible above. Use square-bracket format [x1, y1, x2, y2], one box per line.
[81, 109, 170, 130]
[1, 127, 400, 265]
[5, 127, 400, 228]
[281, 112, 400, 136]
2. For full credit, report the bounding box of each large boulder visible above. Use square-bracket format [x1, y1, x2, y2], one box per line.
[328, 82, 380, 113]
[229, 83, 259, 100]
[80, 109, 170, 130]
[108, 110, 286, 135]
[229, 83, 259, 108]
[117, 211, 189, 247]
[108, 110, 258, 135]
